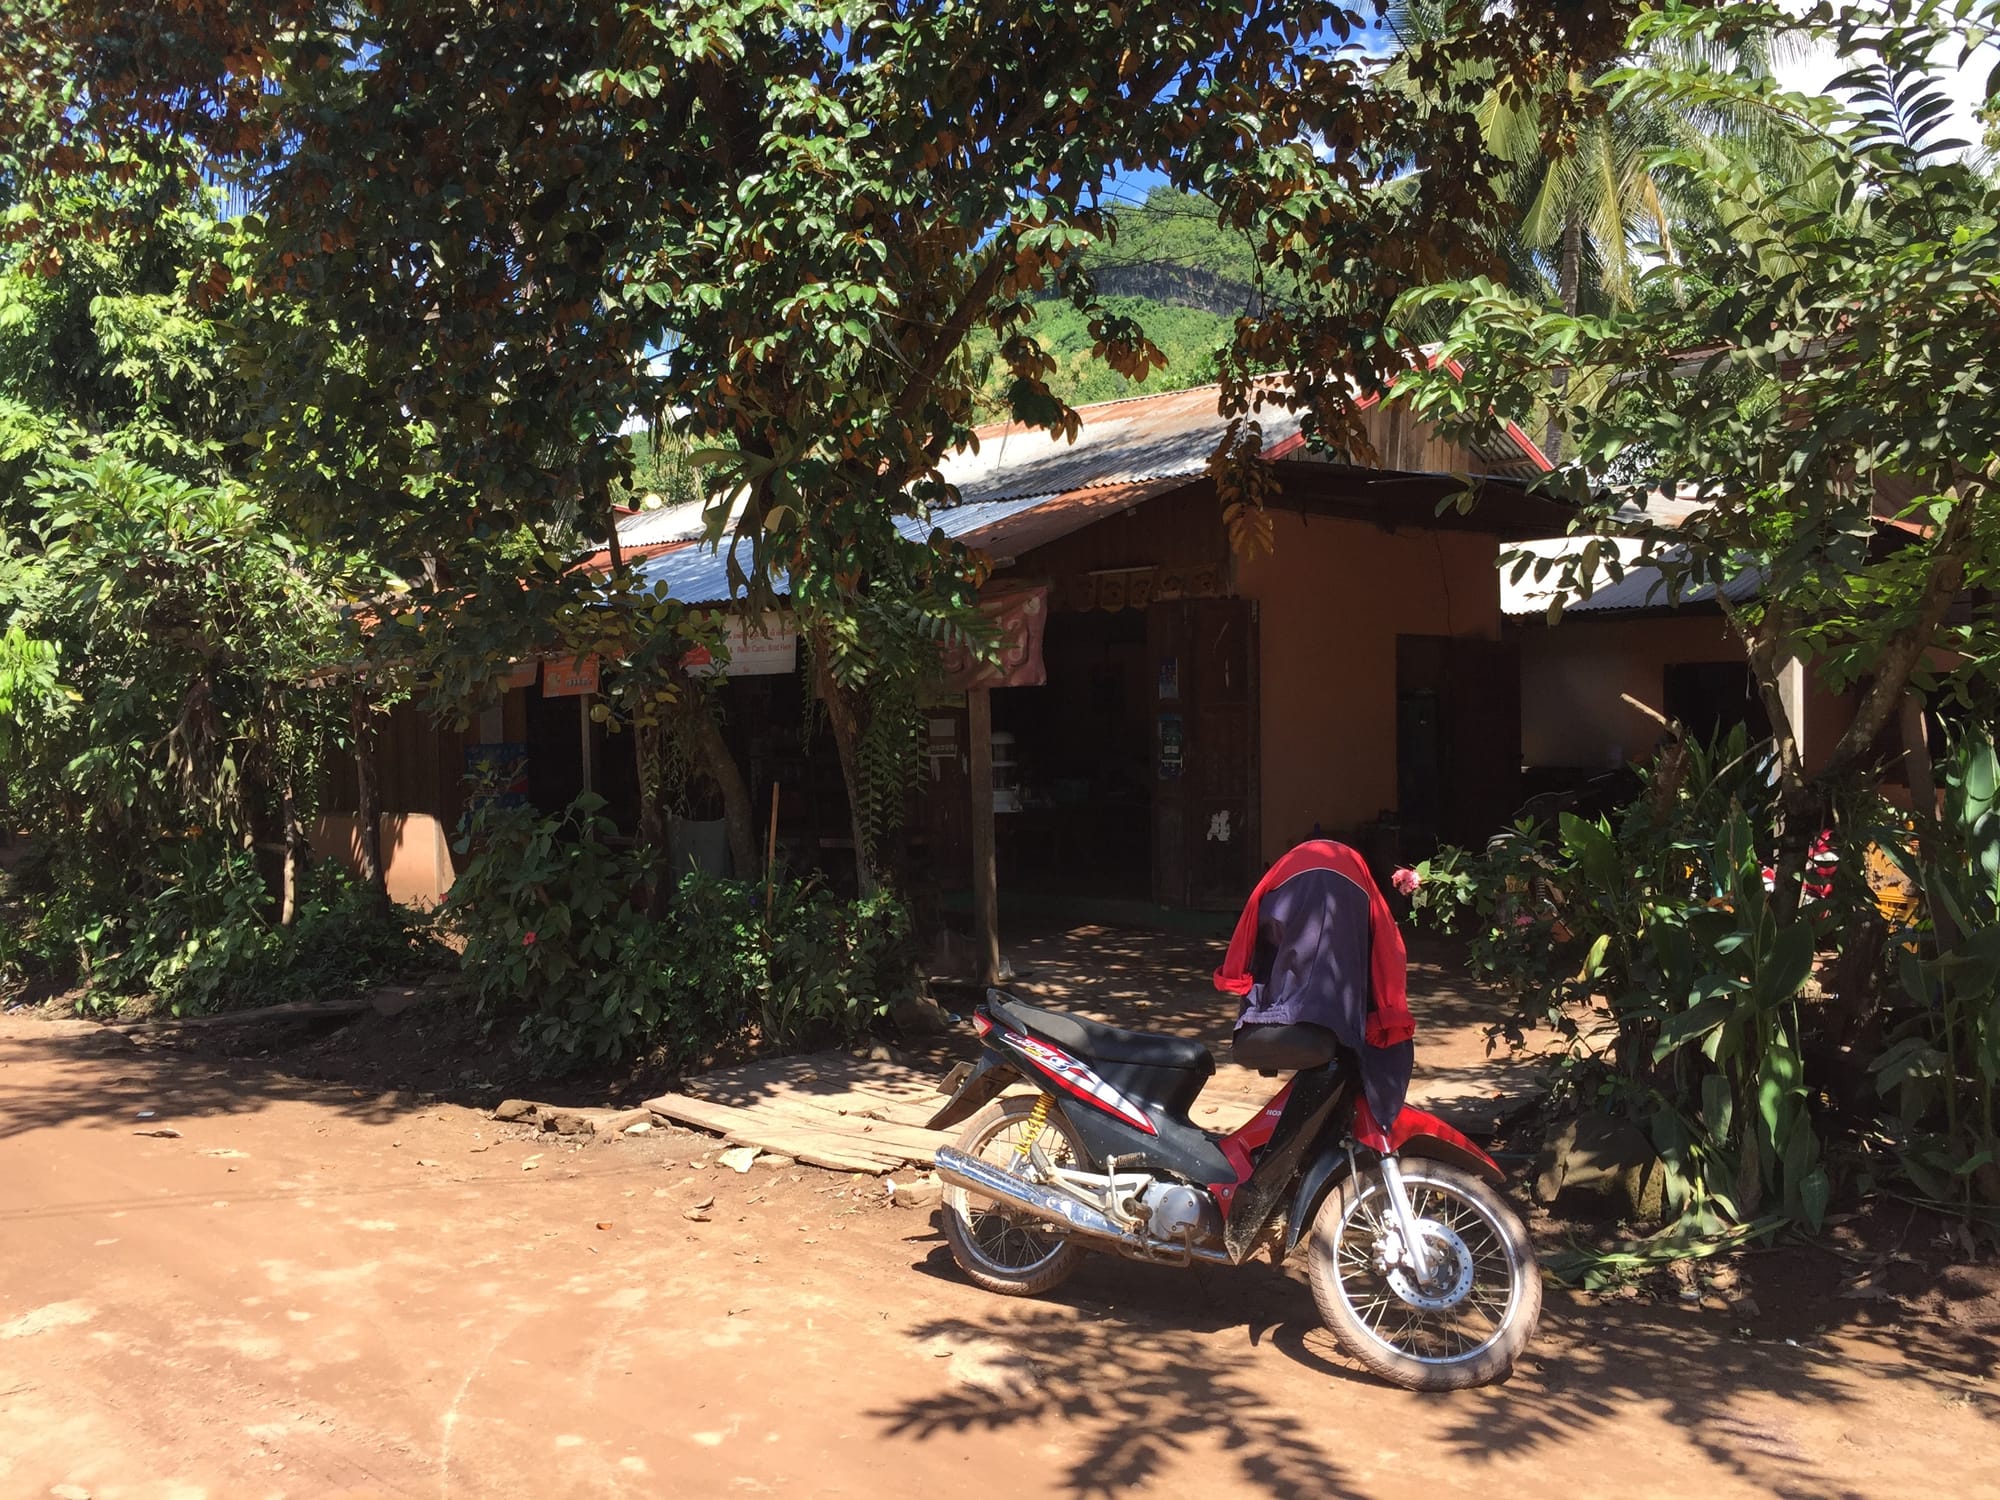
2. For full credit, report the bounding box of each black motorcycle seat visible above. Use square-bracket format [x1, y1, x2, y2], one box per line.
[987, 994, 1214, 1073]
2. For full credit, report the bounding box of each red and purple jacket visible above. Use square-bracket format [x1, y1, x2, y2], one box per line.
[1214, 841, 1416, 1128]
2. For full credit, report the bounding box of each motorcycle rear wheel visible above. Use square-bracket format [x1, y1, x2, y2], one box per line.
[940, 1094, 1089, 1297]
[1308, 1159, 1541, 1391]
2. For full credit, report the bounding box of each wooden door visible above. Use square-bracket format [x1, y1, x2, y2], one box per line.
[1150, 598, 1260, 909]
[1397, 635, 1522, 854]
[1440, 637, 1522, 846]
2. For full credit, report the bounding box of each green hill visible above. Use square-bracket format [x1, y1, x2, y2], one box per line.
[974, 188, 1256, 414]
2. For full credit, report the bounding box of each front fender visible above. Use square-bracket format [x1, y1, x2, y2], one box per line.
[1382, 1107, 1506, 1187]
[1284, 1139, 1353, 1255]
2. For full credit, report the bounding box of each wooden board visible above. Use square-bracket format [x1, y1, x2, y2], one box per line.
[644, 1094, 916, 1174]
[644, 1051, 964, 1171]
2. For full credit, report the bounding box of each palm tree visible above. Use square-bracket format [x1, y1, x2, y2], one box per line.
[1382, 5, 1821, 318]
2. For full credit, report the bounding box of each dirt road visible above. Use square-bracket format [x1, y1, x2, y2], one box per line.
[2, 1012, 1993, 1500]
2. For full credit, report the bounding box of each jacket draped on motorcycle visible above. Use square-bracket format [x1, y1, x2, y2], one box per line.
[1213, 840, 1416, 1136]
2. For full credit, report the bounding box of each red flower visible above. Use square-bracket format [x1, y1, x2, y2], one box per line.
[522, 931, 537, 947]
[1391, 867, 1422, 896]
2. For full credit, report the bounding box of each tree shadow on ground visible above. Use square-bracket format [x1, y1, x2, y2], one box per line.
[0, 1015, 447, 1141]
[881, 1229, 1988, 1500]
[882, 1246, 1373, 1497]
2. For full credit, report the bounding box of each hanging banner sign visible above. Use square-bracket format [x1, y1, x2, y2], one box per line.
[684, 612, 799, 677]
[499, 660, 540, 691]
[944, 586, 1049, 690]
[543, 655, 601, 697]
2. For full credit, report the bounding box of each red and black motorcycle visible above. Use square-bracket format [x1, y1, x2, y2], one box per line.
[927, 991, 1540, 1391]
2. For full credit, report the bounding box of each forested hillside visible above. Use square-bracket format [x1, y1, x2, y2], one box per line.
[974, 187, 1255, 412]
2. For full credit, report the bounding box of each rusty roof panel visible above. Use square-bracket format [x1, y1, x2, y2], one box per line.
[936, 385, 1304, 504]
[951, 476, 1192, 559]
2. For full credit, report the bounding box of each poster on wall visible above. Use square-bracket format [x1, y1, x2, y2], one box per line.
[943, 586, 1049, 690]
[543, 655, 600, 696]
[684, 612, 799, 677]
[1157, 713, 1184, 780]
[464, 743, 530, 813]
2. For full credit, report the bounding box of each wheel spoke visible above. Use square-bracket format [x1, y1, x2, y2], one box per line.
[1329, 1169, 1525, 1369]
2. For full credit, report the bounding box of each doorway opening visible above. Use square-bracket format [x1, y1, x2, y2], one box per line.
[988, 609, 1153, 898]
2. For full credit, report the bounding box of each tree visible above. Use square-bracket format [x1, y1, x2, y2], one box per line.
[1387, 0, 1819, 318]
[1398, 0, 2000, 1214]
[14, 0, 1635, 893]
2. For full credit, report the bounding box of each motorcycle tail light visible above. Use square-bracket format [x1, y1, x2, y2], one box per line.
[973, 1011, 993, 1037]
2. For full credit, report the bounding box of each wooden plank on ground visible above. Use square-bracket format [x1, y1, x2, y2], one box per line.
[687, 1081, 947, 1140]
[644, 1093, 916, 1173]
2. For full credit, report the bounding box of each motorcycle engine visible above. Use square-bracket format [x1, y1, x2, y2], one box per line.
[1139, 1183, 1223, 1248]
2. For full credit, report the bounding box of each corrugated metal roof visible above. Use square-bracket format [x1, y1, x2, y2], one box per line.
[1503, 538, 1762, 618]
[623, 383, 1553, 605]
[936, 385, 1305, 505]
[626, 490, 1087, 603]
[953, 476, 1190, 559]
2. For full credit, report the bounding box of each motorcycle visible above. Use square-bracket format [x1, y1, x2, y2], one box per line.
[926, 990, 1541, 1391]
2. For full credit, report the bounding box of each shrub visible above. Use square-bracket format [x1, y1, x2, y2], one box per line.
[446, 793, 914, 1069]
[1404, 729, 1847, 1232]
[5, 835, 444, 1016]
[1406, 726, 2000, 1233]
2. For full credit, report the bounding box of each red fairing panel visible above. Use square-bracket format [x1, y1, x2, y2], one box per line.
[1355, 1098, 1504, 1185]
[1209, 1081, 1294, 1218]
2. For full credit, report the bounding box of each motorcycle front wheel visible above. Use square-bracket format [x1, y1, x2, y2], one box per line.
[1307, 1159, 1541, 1391]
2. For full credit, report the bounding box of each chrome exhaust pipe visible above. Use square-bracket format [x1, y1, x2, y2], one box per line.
[933, 1146, 1130, 1242]
[932, 1146, 1232, 1264]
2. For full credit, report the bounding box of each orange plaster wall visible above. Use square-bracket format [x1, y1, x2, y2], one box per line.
[310, 813, 457, 908]
[1519, 615, 1858, 773]
[1518, 614, 1741, 769]
[1237, 514, 1501, 862]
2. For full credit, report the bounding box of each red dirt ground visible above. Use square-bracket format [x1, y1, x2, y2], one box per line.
[3, 1005, 1996, 1500]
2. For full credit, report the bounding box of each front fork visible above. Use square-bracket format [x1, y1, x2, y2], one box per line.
[1376, 1153, 1437, 1280]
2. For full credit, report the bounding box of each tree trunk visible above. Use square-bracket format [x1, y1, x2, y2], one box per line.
[676, 690, 757, 881]
[1820, 488, 1980, 781]
[1543, 215, 1585, 463]
[1559, 214, 1583, 317]
[280, 778, 301, 928]
[811, 638, 878, 897]
[635, 717, 668, 915]
[349, 680, 387, 905]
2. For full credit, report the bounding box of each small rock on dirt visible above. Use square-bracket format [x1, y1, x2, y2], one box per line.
[760, 1155, 796, 1169]
[719, 1146, 760, 1173]
[624, 1121, 653, 1135]
[542, 1110, 597, 1136]
[133, 1127, 182, 1139]
[886, 1176, 942, 1210]
[592, 1107, 655, 1138]
[50, 1484, 91, 1500]
[683, 1208, 711, 1222]
[492, 1099, 541, 1123]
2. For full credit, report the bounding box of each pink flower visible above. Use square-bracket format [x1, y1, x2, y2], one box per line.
[522, 931, 537, 947]
[1391, 867, 1422, 896]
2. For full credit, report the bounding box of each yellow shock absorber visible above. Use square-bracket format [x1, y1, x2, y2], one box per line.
[1013, 1094, 1052, 1161]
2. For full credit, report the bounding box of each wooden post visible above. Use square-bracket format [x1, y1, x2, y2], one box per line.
[349, 679, 386, 903]
[579, 693, 596, 795]
[764, 780, 781, 916]
[967, 685, 999, 988]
